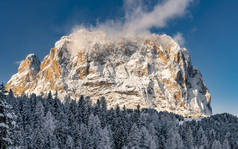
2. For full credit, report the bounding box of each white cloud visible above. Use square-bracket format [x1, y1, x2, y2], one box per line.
[173, 32, 185, 46]
[123, 0, 192, 34]
[72, 0, 193, 35]
[67, 0, 192, 54]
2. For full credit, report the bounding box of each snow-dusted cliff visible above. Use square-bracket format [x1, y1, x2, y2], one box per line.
[6, 29, 212, 117]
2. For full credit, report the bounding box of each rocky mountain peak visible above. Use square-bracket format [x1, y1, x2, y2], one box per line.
[18, 54, 40, 74]
[6, 29, 212, 117]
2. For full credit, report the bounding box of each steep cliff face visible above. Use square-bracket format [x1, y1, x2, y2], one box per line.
[6, 54, 40, 95]
[6, 29, 212, 117]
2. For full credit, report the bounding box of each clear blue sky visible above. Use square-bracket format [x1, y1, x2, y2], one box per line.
[0, 0, 237, 114]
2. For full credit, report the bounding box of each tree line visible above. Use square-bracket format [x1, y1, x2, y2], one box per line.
[0, 84, 238, 149]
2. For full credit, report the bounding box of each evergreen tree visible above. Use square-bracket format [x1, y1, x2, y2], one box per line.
[139, 126, 156, 149]
[97, 126, 113, 149]
[55, 110, 68, 148]
[200, 132, 208, 149]
[211, 140, 222, 149]
[21, 98, 31, 128]
[183, 126, 194, 149]
[0, 83, 17, 148]
[195, 126, 204, 146]
[66, 135, 74, 149]
[165, 127, 184, 149]
[88, 114, 102, 148]
[100, 96, 107, 128]
[127, 123, 141, 149]
[77, 95, 86, 123]
[80, 123, 90, 149]
[111, 105, 127, 148]
[32, 100, 45, 148]
[32, 128, 45, 149]
[0, 83, 9, 148]
[24, 124, 33, 148]
[48, 91, 53, 100]
[71, 121, 81, 148]
[33, 100, 45, 129]
[43, 111, 56, 136]
[222, 138, 230, 149]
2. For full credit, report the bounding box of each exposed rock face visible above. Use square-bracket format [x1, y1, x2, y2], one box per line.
[6, 29, 212, 117]
[6, 54, 40, 95]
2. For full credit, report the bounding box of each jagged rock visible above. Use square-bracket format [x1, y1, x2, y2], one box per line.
[6, 29, 212, 117]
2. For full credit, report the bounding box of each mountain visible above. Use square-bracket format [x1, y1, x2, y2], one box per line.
[6, 29, 212, 117]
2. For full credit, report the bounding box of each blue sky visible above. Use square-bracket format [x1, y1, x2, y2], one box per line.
[0, 0, 237, 114]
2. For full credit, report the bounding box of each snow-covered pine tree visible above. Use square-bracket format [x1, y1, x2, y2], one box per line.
[65, 135, 74, 149]
[183, 126, 194, 149]
[0, 83, 17, 149]
[200, 133, 208, 149]
[43, 111, 56, 136]
[0, 83, 9, 148]
[32, 101, 45, 148]
[97, 126, 113, 149]
[195, 126, 204, 146]
[211, 140, 222, 149]
[33, 100, 45, 129]
[111, 105, 127, 148]
[127, 123, 141, 149]
[55, 110, 68, 148]
[222, 138, 230, 149]
[139, 126, 157, 149]
[80, 123, 90, 148]
[88, 114, 102, 148]
[165, 127, 184, 149]
[77, 95, 87, 124]
[24, 124, 33, 148]
[71, 121, 81, 148]
[43, 111, 58, 148]
[99, 97, 107, 128]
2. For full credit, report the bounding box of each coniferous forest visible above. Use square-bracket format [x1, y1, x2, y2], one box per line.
[1, 84, 238, 149]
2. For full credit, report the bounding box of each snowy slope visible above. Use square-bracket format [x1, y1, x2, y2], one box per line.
[6, 29, 212, 117]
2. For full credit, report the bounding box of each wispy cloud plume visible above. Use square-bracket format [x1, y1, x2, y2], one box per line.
[66, 0, 192, 54]
[123, 0, 192, 34]
[73, 0, 193, 35]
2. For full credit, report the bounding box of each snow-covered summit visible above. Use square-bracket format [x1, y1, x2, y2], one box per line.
[18, 54, 40, 74]
[6, 29, 212, 117]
